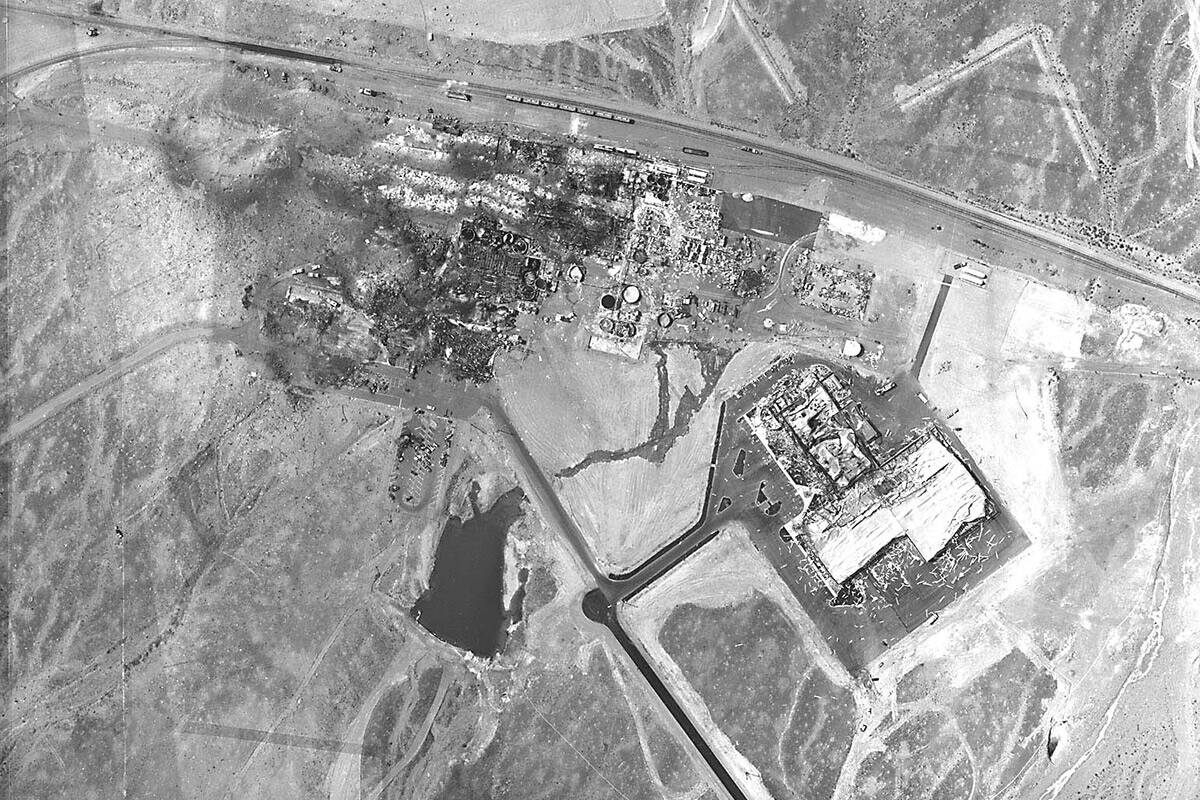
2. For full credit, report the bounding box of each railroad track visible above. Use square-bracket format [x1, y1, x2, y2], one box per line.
[10, 6, 1199, 306]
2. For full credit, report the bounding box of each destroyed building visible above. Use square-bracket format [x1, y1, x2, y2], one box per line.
[745, 364, 992, 590]
[797, 433, 989, 584]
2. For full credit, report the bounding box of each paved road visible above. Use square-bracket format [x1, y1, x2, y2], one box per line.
[911, 274, 954, 377]
[2, 325, 238, 446]
[11, 7, 1200, 310]
[0, 37, 198, 82]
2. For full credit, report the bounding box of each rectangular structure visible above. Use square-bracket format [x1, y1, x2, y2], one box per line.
[806, 436, 987, 583]
[719, 193, 823, 243]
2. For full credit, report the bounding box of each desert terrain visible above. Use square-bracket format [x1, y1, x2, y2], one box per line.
[2, 42, 718, 800]
[6, 3, 1200, 800]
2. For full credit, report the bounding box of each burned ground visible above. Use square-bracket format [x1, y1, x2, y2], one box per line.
[9, 5, 1200, 800]
[2, 47, 715, 800]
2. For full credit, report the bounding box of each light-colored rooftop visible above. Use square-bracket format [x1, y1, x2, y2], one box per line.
[809, 436, 987, 583]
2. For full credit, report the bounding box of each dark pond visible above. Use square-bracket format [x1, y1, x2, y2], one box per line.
[412, 483, 526, 657]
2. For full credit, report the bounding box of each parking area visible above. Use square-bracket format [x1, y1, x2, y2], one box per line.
[699, 353, 1030, 671]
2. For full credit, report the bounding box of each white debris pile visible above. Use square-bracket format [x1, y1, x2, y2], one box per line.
[828, 213, 887, 244]
[458, 129, 501, 147]
[378, 165, 463, 215]
[1114, 303, 1166, 352]
[373, 124, 449, 161]
[465, 175, 528, 219]
[809, 436, 987, 583]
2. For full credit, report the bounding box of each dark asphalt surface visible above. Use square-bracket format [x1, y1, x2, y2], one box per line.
[912, 274, 953, 377]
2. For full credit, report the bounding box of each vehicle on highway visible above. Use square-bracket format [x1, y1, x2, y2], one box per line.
[740, 145, 763, 155]
[682, 147, 710, 157]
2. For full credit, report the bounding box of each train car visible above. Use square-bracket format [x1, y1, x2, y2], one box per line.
[682, 146, 710, 157]
[596, 110, 614, 120]
[505, 93, 522, 102]
[593, 143, 639, 158]
[613, 114, 635, 124]
[445, 88, 471, 102]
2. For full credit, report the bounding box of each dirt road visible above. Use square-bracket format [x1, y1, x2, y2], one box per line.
[2, 324, 237, 446]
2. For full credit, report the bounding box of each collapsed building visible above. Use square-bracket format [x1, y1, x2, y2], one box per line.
[744, 364, 991, 591]
[744, 364, 876, 495]
[795, 434, 988, 584]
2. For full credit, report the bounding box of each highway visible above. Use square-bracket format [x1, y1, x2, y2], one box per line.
[9, 7, 1200, 311]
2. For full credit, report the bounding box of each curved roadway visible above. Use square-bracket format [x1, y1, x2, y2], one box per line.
[1, 37, 199, 83]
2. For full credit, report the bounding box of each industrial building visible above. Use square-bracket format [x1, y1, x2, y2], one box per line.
[744, 362, 993, 591]
[796, 433, 988, 583]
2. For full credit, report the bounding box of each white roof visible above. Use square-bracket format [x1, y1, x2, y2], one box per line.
[811, 437, 986, 582]
[895, 437, 987, 560]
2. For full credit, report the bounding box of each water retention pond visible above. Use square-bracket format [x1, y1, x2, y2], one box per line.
[412, 483, 526, 657]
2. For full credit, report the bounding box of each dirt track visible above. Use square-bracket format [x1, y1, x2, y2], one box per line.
[2, 324, 238, 446]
